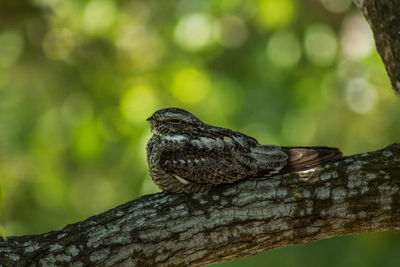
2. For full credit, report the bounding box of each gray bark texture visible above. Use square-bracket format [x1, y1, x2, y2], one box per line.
[1, 2, 400, 266]
[1, 144, 400, 266]
[354, 0, 400, 95]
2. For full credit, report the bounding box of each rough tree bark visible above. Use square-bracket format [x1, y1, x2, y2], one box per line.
[1, 2, 400, 267]
[1, 144, 400, 266]
[354, 0, 400, 96]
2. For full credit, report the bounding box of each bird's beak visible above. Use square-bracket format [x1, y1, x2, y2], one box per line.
[147, 116, 155, 133]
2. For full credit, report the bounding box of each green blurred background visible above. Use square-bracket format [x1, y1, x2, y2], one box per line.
[1, 0, 400, 266]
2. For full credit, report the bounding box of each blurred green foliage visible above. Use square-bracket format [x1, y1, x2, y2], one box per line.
[0, 188, 5, 240]
[0, 0, 400, 266]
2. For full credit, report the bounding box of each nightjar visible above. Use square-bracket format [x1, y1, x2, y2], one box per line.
[146, 108, 342, 194]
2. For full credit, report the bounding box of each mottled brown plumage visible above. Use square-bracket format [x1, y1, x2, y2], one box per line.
[146, 108, 342, 193]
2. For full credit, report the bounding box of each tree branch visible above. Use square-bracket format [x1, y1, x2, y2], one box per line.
[354, 0, 400, 96]
[1, 144, 400, 266]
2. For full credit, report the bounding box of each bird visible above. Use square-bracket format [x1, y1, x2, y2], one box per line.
[146, 108, 342, 194]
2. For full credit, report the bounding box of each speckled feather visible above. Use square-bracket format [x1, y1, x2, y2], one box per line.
[146, 108, 342, 193]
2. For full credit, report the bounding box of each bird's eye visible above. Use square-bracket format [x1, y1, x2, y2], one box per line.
[168, 119, 180, 123]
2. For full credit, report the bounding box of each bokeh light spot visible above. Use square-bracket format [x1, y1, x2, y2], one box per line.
[171, 68, 211, 103]
[320, 0, 351, 13]
[267, 32, 301, 68]
[340, 13, 374, 60]
[115, 24, 164, 70]
[305, 24, 338, 66]
[42, 29, 75, 60]
[83, 0, 118, 35]
[345, 78, 377, 114]
[174, 13, 216, 52]
[217, 15, 248, 48]
[256, 0, 295, 29]
[0, 31, 24, 68]
[120, 85, 159, 124]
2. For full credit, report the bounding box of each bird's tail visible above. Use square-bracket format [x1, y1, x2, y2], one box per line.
[280, 146, 343, 172]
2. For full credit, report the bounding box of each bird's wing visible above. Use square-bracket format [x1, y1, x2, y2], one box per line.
[159, 141, 287, 185]
[159, 147, 247, 184]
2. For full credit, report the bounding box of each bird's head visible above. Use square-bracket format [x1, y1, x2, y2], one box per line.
[147, 108, 205, 136]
